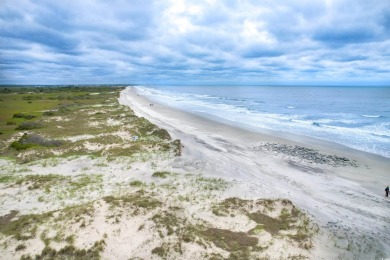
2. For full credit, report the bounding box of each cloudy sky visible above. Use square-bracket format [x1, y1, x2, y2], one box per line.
[1, 0, 389, 85]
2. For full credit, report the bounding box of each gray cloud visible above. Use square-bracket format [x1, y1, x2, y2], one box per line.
[0, 0, 389, 85]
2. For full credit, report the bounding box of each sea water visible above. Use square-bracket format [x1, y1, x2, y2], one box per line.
[134, 85, 390, 158]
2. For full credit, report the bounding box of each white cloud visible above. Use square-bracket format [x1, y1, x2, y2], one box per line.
[0, 0, 389, 84]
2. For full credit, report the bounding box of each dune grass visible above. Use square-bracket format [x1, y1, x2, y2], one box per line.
[0, 86, 181, 162]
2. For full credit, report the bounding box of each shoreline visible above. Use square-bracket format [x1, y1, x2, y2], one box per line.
[120, 87, 389, 195]
[120, 86, 390, 258]
[134, 85, 390, 160]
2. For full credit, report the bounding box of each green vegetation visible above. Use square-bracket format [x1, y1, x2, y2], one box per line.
[10, 141, 35, 151]
[103, 191, 161, 210]
[151, 245, 168, 257]
[193, 176, 230, 191]
[151, 210, 182, 236]
[0, 199, 100, 258]
[0, 86, 182, 162]
[15, 244, 26, 251]
[28, 241, 105, 260]
[13, 113, 36, 120]
[0, 170, 317, 259]
[247, 212, 289, 235]
[129, 180, 144, 187]
[0, 212, 51, 240]
[0, 173, 103, 200]
[42, 111, 56, 116]
[211, 197, 316, 250]
[202, 228, 258, 252]
[15, 121, 44, 130]
[0, 174, 19, 183]
[152, 171, 172, 178]
[16, 174, 67, 191]
[10, 134, 63, 151]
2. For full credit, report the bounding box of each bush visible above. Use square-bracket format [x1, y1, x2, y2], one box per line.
[15, 122, 44, 130]
[130, 180, 144, 187]
[22, 134, 63, 147]
[6, 120, 16, 125]
[10, 134, 63, 150]
[152, 172, 171, 178]
[152, 129, 171, 140]
[13, 113, 36, 120]
[21, 134, 63, 146]
[10, 141, 34, 151]
[43, 111, 55, 116]
[15, 244, 26, 251]
[173, 139, 182, 156]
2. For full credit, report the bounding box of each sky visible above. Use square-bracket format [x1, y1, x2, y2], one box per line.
[0, 0, 389, 85]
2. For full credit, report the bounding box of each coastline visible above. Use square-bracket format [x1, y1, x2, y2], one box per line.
[120, 87, 389, 195]
[120, 86, 390, 258]
[0, 86, 388, 259]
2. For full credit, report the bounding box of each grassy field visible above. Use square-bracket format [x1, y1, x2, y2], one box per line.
[0, 86, 181, 162]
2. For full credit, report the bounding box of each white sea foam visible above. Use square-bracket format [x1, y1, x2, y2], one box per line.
[135, 85, 390, 158]
[360, 114, 382, 118]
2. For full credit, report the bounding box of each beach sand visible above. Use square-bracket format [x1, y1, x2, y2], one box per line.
[119, 87, 390, 259]
[0, 86, 389, 259]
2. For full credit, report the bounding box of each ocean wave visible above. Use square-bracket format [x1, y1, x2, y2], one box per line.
[360, 114, 382, 118]
[133, 85, 390, 158]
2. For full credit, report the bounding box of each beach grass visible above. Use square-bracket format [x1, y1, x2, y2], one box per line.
[0, 86, 319, 259]
[0, 170, 317, 259]
[0, 86, 181, 163]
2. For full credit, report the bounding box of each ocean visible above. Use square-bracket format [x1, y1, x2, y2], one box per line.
[134, 85, 390, 158]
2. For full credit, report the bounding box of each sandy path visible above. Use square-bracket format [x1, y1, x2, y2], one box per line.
[119, 87, 390, 259]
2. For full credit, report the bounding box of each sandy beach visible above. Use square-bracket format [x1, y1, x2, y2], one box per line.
[119, 87, 390, 259]
[0, 86, 388, 259]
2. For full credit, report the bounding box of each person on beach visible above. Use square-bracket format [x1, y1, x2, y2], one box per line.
[386, 186, 389, 197]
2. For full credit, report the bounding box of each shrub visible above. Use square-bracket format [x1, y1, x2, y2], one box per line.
[152, 129, 171, 140]
[15, 244, 26, 251]
[173, 139, 182, 156]
[13, 113, 36, 120]
[57, 104, 73, 113]
[152, 246, 167, 257]
[6, 120, 16, 125]
[202, 228, 258, 252]
[152, 172, 171, 178]
[15, 122, 44, 130]
[10, 141, 34, 151]
[10, 134, 63, 150]
[43, 111, 55, 116]
[21, 134, 63, 147]
[130, 180, 144, 187]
